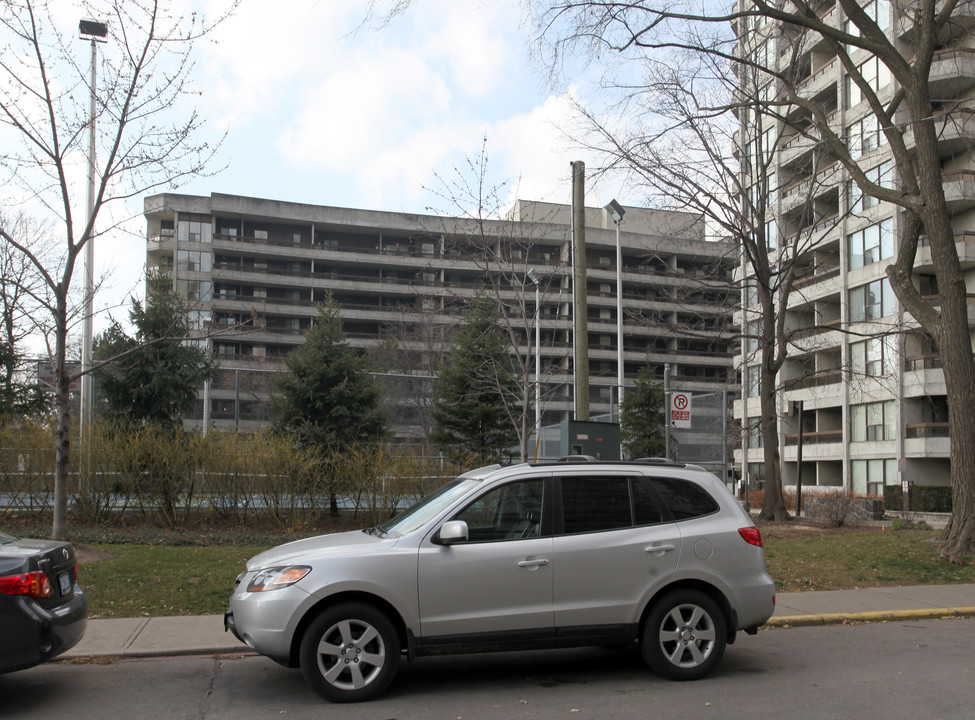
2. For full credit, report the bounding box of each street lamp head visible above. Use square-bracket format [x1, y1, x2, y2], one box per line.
[527, 267, 542, 285]
[604, 199, 625, 224]
[79, 18, 108, 40]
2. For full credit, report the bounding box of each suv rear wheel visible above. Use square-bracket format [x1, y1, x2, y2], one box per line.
[642, 590, 727, 680]
[299, 602, 400, 703]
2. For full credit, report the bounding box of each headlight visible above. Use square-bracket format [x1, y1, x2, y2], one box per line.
[246, 566, 311, 592]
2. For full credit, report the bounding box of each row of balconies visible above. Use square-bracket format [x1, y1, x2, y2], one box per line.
[149, 233, 730, 290]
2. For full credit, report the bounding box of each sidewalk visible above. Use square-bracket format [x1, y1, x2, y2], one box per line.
[60, 584, 975, 661]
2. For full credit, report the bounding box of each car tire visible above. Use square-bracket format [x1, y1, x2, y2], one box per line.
[641, 590, 726, 681]
[299, 602, 400, 703]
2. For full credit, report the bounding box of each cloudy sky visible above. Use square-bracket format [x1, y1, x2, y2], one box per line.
[78, 0, 634, 328]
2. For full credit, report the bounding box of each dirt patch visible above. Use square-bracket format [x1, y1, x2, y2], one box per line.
[755, 519, 882, 540]
[74, 543, 119, 564]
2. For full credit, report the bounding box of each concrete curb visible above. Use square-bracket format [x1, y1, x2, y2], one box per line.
[764, 606, 975, 628]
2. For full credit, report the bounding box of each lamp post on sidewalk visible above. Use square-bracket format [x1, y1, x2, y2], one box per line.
[78, 17, 108, 445]
[527, 268, 543, 457]
[604, 199, 626, 418]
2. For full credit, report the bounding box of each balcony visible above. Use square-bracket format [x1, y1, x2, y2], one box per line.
[928, 47, 975, 98]
[906, 423, 950, 439]
[780, 162, 842, 212]
[904, 423, 951, 457]
[794, 266, 840, 291]
[942, 170, 975, 212]
[916, 232, 975, 270]
[784, 430, 842, 446]
[903, 109, 975, 159]
[796, 57, 839, 101]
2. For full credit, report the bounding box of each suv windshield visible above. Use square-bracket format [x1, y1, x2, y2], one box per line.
[0, 531, 15, 544]
[377, 478, 480, 537]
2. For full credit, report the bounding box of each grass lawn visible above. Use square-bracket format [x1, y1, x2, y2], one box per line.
[66, 523, 975, 619]
[762, 527, 975, 592]
[79, 545, 270, 618]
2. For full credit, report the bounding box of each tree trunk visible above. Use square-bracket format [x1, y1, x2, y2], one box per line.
[757, 364, 789, 522]
[51, 322, 72, 541]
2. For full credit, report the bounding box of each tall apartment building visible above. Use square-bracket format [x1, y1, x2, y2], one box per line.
[144, 193, 735, 459]
[733, 2, 974, 496]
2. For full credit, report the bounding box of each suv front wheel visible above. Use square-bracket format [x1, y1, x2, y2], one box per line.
[299, 602, 401, 703]
[642, 590, 727, 680]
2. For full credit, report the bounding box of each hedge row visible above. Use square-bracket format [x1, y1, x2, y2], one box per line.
[883, 485, 953, 513]
[1, 421, 466, 529]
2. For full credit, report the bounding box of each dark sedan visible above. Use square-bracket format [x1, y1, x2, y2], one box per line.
[0, 530, 88, 673]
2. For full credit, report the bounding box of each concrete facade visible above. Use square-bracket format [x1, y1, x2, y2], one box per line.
[733, 1, 975, 497]
[144, 193, 736, 456]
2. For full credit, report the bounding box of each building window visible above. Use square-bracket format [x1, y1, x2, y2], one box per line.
[747, 365, 761, 397]
[850, 336, 896, 377]
[849, 278, 896, 322]
[848, 161, 894, 213]
[176, 280, 212, 303]
[844, 56, 891, 108]
[851, 458, 895, 496]
[747, 418, 764, 448]
[187, 310, 211, 330]
[843, 0, 891, 38]
[746, 319, 762, 353]
[176, 214, 212, 244]
[848, 218, 894, 270]
[176, 250, 212, 273]
[851, 400, 896, 442]
[747, 462, 766, 491]
[745, 278, 760, 308]
[846, 114, 887, 159]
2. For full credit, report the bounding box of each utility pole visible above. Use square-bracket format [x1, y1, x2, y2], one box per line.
[571, 161, 589, 421]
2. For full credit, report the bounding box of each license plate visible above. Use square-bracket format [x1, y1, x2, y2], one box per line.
[58, 572, 71, 595]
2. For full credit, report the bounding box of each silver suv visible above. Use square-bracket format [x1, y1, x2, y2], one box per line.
[225, 459, 776, 702]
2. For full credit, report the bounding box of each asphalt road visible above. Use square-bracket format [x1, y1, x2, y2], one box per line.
[3, 619, 973, 720]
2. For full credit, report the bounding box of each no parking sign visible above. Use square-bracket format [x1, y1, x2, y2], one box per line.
[670, 392, 692, 428]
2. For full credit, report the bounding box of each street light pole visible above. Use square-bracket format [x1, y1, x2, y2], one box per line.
[78, 18, 107, 445]
[528, 268, 542, 459]
[604, 200, 626, 419]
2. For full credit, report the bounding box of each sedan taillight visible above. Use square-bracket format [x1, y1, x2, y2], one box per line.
[0, 571, 53, 598]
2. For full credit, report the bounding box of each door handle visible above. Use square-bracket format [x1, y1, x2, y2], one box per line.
[645, 544, 676, 556]
[518, 558, 550, 568]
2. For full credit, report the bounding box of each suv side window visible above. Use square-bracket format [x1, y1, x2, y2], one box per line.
[560, 476, 664, 534]
[651, 477, 719, 520]
[452, 479, 543, 542]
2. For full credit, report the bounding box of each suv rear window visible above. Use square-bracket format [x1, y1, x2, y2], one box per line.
[561, 476, 664, 534]
[651, 477, 719, 520]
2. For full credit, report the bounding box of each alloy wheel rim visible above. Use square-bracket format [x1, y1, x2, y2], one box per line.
[316, 618, 387, 690]
[657, 603, 717, 668]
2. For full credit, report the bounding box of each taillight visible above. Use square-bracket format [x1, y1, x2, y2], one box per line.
[0, 571, 53, 598]
[738, 526, 763, 548]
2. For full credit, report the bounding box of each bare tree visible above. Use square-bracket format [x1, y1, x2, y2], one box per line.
[524, 0, 975, 557]
[422, 137, 569, 461]
[0, 211, 52, 417]
[0, 0, 238, 539]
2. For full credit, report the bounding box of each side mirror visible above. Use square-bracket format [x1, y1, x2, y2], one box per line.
[435, 520, 469, 546]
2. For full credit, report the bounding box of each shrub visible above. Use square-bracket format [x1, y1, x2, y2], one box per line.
[883, 485, 952, 513]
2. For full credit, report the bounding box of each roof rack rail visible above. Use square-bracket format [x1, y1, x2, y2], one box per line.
[633, 457, 682, 465]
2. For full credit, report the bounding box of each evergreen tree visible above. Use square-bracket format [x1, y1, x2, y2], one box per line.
[0, 339, 48, 419]
[430, 297, 520, 464]
[620, 365, 667, 460]
[273, 298, 387, 449]
[93, 271, 216, 431]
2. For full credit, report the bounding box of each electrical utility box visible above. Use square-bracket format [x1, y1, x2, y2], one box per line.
[559, 420, 621, 460]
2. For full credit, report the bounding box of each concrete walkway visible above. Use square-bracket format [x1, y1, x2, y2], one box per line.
[60, 584, 975, 661]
